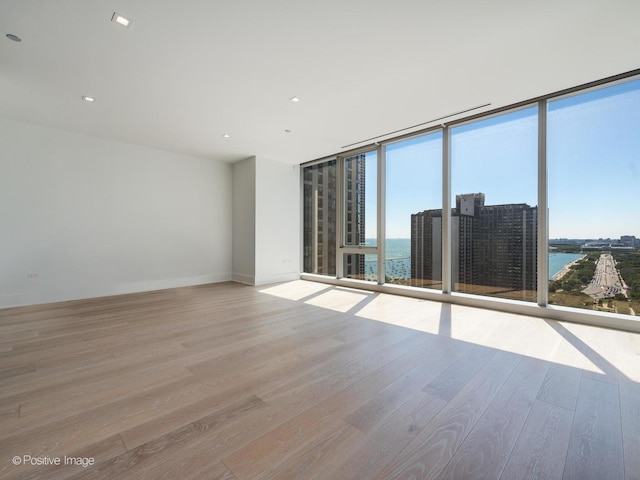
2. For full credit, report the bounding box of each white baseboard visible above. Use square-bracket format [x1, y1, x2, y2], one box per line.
[254, 271, 300, 286]
[231, 273, 255, 285]
[0, 272, 233, 309]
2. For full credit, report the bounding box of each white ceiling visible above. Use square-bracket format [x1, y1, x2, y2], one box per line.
[1, 0, 639, 165]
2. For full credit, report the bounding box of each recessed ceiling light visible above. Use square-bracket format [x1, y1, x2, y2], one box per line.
[222, 134, 230, 138]
[82, 96, 95, 103]
[6, 34, 22, 42]
[289, 96, 300, 103]
[111, 12, 132, 28]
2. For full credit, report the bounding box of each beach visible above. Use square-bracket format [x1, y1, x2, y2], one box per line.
[552, 254, 586, 280]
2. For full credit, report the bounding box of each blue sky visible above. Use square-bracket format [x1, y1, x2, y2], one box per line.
[547, 79, 640, 239]
[370, 77, 640, 240]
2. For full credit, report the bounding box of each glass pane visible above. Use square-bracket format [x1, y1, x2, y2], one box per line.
[450, 107, 538, 302]
[303, 160, 336, 276]
[343, 151, 377, 247]
[342, 253, 377, 281]
[386, 132, 442, 288]
[548, 78, 640, 317]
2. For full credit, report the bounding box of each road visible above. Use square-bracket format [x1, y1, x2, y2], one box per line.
[582, 253, 626, 298]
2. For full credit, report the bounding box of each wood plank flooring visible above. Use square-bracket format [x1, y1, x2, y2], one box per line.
[1, 280, 639, 479]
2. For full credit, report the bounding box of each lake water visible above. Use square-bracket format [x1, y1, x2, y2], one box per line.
[548, 252, 584, 279]
[362, 239, 584, 280]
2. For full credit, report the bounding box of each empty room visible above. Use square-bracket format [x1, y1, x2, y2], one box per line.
[1, 1, 639, 479]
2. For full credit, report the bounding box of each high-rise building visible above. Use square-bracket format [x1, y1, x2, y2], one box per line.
[343, 154, 366, 278]
[303, 155, 366, 277]
[303, 160, 337, 275]
[411, 193, 537, 295]
[410, 208, 443, 286]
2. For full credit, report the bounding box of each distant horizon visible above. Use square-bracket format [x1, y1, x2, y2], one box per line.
[378, 236, 638, 241]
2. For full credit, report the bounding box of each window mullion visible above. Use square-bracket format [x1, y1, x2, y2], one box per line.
[537, 100, 548, 306]
[442, 126, 452, 294]
[378, 143, 385, 285]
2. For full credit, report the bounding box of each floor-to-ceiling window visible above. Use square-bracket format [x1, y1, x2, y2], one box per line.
[450, 107, 538, 302]
[301, 72, 640, 327]
[341, 150, 378, 281]
[385, 132, 442, 289]
[548, 78, 640, 316]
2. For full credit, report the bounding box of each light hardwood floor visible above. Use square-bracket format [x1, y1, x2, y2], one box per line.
[1, 280, 639, 479]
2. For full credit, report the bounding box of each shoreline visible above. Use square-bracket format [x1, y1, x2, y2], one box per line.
[552, 254, 587, 281]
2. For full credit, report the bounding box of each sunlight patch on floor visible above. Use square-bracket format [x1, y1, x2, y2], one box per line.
[351, 294, 613, 376]
[353, 294, 442, 335]
[303, 287, 374, 313]
[260, 280, 638, 382]
[258, 280, 332, 301]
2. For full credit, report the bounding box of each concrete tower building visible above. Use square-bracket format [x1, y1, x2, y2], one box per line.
[411, 193, 537, 296]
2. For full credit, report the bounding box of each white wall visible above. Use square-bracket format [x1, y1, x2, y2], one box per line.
[231, 156, 300, 285]
[231, 157, 256, 284]
[0, 118, 232, 307]
[255, 157, 300, 285]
